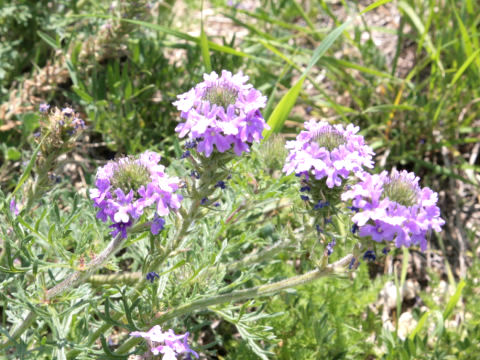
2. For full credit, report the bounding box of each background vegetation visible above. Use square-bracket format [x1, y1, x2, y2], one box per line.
[0, 0, 478, 359]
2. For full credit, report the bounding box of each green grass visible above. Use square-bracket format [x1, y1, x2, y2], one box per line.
[0, 0, 478, 359]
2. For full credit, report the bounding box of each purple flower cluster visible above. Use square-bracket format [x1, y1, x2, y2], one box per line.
[341, 169, 444, 251]
[173, 70, 268, 157]
[283, 120, 374, 188]
[130, 325, 198, 359]
[89, 151, 182, 238]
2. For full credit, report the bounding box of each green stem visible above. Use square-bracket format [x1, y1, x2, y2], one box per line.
[87, 239, 292, 285]
[66, 175, 213, 359]
[115, 254, 354, 355]
[68, 155, 236, 357]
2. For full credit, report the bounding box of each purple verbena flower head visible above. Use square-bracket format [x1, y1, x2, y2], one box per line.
[341, 169, 445, 251]
[283, 120, 374, 188]
[89, 151, 182, 238]
[130, 325, 198, 359]
[173, 70, 269, 157]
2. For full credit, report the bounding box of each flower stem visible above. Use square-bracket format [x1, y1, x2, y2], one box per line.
[86, 239, 292, 285]
[115, 254, 354, 355]
[66, 183, 210, 359]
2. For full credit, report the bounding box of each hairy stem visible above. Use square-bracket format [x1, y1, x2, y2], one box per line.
[86, 239, 292, 285]
[115, 254, 354, 355]
[66, 179, 211, 359]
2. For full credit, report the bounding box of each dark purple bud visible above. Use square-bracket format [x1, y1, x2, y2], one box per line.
[347, 206, 360, 213]
[326, 240, 336, 256]
[190, 170, 200, 179]
[181, 150, 191, 159]
[214, 202, 220, 207]
[324, 217, 332, 225]
[316, 224, 323, 233]
[33, 131, 41, 138]
[363, 250, 376, 262]
[306, 106, 312, 114]
[300, 195, 309, 201]
[314, 201, 330, 210]
[151, 217, 165, 235]
[300, 186, 311, 192]
[348, 257, 357, 270]
[200, 197, 208, 205]
[382, 247, 390, 255]
[185, 140, 197, 149]
[146, 271, 160, 283]
[215, 180, 226, 189]
[351, 223, 359, 234]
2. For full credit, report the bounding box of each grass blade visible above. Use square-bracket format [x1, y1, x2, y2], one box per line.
[200, 27, 212, 73]
[263, 75, 305, 140]
[398, 1, 444, 75]
[443, 280, 466, 320]
[37, 30, 60, 50]
[450, 48, 480, 86]
[360, 0, 393, 14]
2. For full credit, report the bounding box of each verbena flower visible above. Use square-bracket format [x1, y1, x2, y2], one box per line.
[283, 120, 374, 188]
[90, 151, 182, 238]
[341, 169, 445, 251]
[173, 70, 268, 157]
[130, 325, 198, 359]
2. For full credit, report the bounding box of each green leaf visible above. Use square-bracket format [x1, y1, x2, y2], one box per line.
[450, 48, 480, 86]
[11, 140, 42, 198]
[264, 15, 354, 139]
[409, 311, 430, 340]
[443, 279, 466, 320]
[398, 1, 444, 75]
[200, 25, 212, 73]
[263, 75, 305, 140]
[6, 148, 21, 161]
[72, 15, 277, 65]
[72, 86, 93, 103]
[21, 113, 40, 134]
[360, 0, 393, 14]
[302, 19, 351, 77]
[37, 30, 60, 50]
